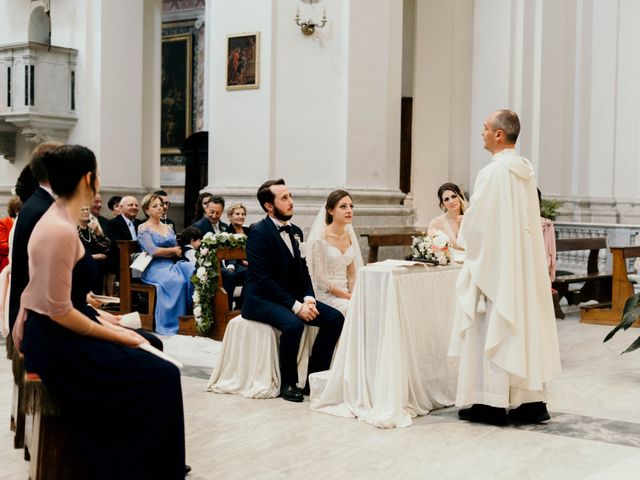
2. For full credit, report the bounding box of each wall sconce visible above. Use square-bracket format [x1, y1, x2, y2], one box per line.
[294, 6, 327, 36]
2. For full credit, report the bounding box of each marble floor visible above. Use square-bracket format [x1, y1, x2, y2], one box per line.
[2, 310, 640, 479]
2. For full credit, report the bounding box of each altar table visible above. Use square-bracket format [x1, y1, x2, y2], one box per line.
[309, 260, 461, 428]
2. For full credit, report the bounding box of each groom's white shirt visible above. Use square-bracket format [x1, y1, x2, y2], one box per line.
[269, 215, 315, 314]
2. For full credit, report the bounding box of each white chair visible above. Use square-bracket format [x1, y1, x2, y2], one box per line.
[206, 315, 318, 398]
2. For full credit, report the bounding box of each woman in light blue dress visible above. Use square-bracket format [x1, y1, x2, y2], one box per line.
[138, 193, 194, 335]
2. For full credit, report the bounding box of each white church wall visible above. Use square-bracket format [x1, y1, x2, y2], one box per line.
[206, 0, 413, 231]
[207, 0, 273, 188]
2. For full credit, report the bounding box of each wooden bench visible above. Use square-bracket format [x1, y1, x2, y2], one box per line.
[179, 246, 247, 341]
[580, 245, 640, 326]
[117, 240, 156, 331]
[22, 371, 87, 479]
[552, 238, 612, 316]
[361, 231, 422, 263]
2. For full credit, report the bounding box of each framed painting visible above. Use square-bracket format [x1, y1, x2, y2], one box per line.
[226, 32, 260, 90]
[161, 33, 192, 153]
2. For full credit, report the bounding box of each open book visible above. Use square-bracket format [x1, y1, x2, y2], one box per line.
[119, 311, 142, 329]
[138, 343, 183, 369]
[91, 294, 120, 305]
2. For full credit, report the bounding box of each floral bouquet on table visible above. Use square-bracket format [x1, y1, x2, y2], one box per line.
[191, 231, 247, 334]
[410, 230, 452, 266]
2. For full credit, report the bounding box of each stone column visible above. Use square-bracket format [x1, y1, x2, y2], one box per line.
[410, 0, 473, 226]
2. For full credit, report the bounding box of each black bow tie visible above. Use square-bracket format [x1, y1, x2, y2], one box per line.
[278, 225, 292, 234]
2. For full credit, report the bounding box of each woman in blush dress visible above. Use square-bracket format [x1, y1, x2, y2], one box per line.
[13, 145, 186, 479]
[303, 190, 364, 317]
[428, 182, 469, 250]
[138, 193, 195, 335]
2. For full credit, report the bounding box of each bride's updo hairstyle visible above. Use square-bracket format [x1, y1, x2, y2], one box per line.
[325, 189, 352, 225]
[437, 182, 468, 214]
[43, 145, 98, 198]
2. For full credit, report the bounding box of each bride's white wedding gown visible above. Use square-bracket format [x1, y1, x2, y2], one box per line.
[309, 239, 356, 317]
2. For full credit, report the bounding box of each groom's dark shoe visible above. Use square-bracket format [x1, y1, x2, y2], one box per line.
[280, 384, 304, 402]
[508, 402, 550, 424]
[458, 404, 508, 426]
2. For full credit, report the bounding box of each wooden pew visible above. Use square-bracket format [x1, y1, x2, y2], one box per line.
[117, 240, 156, 331]
[580, 245, 640, 326]
[552, 238, 612, 317]
[22, 371, 88, 479]
[179, 246, 247, 341]
[361, 231, 422, 263]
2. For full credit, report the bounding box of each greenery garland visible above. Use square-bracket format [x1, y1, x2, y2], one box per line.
[191, 231, 247, 334]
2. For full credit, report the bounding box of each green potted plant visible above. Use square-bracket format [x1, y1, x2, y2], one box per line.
[603, 293, 640, 353]
[540, 198, 561, 220]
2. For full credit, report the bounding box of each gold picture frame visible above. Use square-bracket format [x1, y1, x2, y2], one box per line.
[161, 33, 192, 154]
[226, 32, 260, 90]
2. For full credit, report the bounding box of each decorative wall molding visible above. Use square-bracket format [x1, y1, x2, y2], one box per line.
[554, 195, 640, 224]
[200, 186, 415, 232]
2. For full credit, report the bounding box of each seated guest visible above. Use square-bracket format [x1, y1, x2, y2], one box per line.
[90, 193, 109, 232]
[223, 203, 250, 309]
[9, 141, 62, 334]
[242, 179, 344, 402]
[303, 190, 364, 317]
[180, 226, 202, 265]
[107, 195, 122, 217]
[137, 194, 195, 335]
[13, 145, 186, 479]
[192, 192, 212, 224]
[154, 189, 176, 231]
[77, 205, 113, 294]
[0, 197, 21, 272]
[14, 165, 39, 204]
[428, 182, 468, 250]
[105, 195, 141, 295]
[192, 195, 228, 235]
[106, 195, 141, 242]
[226, 203, 250, 235]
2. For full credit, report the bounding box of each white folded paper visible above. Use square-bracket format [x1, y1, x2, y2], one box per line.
[119, 311, 142, 329]
[138, 342, 183, 369]
[92, 294, 121, 305]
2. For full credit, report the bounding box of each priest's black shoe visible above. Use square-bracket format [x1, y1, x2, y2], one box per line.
[508, 402, 550, 424]
[280, 384, 304, 402]
[458, 404, 508, 426]
[185, 464, 191, 476]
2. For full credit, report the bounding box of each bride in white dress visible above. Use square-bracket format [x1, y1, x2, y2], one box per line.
[302, 190, 364, 317]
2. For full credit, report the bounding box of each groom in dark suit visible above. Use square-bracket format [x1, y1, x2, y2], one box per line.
[242, 179, 344, 402]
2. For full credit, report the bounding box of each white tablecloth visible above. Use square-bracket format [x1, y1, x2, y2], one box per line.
[206, 315, 317, 398]
[310, 260, 461, 428]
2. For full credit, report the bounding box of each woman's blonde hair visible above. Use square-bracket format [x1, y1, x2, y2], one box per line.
[141, 193, 163, 217]
[227, 203, 247, 218]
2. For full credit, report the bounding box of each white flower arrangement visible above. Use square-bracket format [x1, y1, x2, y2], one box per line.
[410, 230, 452, 266]
[191, 232, 247, 334]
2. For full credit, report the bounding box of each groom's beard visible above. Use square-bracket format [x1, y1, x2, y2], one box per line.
[273, 205, 293, 222]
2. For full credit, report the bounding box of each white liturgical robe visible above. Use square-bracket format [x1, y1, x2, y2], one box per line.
[448, 149, 561, 406]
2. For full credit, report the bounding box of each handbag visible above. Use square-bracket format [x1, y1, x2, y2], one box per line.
[130, 252, 153, 274]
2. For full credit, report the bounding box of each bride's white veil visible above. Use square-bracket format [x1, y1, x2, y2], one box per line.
[301, 204, 365, 271]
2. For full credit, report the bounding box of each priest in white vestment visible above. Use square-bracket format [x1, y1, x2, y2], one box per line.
[448, 109, 561, 426]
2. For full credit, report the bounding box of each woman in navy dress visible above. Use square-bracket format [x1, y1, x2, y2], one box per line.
[13, 145, 186, 480]
[138, 193, 195, 335]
